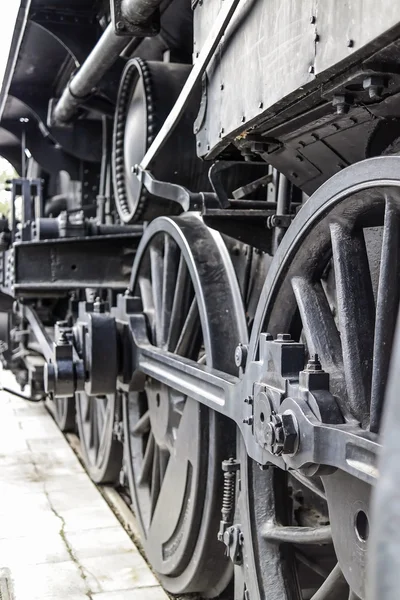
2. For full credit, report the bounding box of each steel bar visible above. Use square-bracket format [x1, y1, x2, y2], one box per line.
[295, 551, 329, 579]
[53, 0, 167, 124]
[53, 24, 128, 124]
[140, 0, 240, 169]
[262, 525, 332, 544]
[310, 564, 348, 600]
[23, 305, 53, 362]
[137, 341, 238, 414]
[129, 317, 381, 480]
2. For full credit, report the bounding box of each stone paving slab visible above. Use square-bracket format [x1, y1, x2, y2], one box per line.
[0, 370, 168, 600]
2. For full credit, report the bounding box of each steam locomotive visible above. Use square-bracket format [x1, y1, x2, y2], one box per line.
[0, 1, 398, 598]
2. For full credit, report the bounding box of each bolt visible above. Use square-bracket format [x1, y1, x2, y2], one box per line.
[363, 75, 386, 100]
[222, 458, 240, 472]
[314, 33, 320, 43]
[308, 65, 315, 74]
[235, 343, 248, 368]
[332, 94, 352, 115]
[244, 396, 253, 405]
[305, 353, 322, 371]
[116, 21, 125, 31]
[347, 39, 354, 48]
[258, 101, 264, 109]
[276, 333, 292, 342]
[243, 416, 253, 426]
[220, 83, 224, 90]
[264, 413, 298, 456]
[310, 15, 316, 24]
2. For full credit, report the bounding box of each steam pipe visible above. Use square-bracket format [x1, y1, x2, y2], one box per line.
[53, 0, 164, 124]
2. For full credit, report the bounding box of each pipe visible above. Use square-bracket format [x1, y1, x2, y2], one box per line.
[53, 0, 165, 124]
[122, 0, 163, 23]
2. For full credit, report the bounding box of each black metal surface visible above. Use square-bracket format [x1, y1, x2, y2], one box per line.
[11, 233, 140, 295]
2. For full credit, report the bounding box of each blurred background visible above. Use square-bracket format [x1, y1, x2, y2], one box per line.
[0, 1, 22, 216]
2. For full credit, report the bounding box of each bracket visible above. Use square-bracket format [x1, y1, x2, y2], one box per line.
[109, 0, 160, 37]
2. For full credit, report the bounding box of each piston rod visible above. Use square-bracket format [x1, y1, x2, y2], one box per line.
[53, 0, 164, 124]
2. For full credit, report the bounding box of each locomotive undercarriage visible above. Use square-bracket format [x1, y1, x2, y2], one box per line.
[0, 0, 399, 599]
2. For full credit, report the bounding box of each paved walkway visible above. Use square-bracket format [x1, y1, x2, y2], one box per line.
[0, 370, 168, 600]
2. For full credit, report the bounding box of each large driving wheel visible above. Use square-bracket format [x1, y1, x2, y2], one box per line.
[238, 157, 400, 600]
[76, 392, 123, 484]
[123, 214, 247, 596]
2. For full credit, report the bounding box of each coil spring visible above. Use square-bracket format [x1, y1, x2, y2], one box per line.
[221, 458, 240, 524]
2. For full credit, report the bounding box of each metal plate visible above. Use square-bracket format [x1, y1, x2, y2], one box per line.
[194, 0, 315, 149]
[194, 0, 400, 154]
[12, 234, 140, 294]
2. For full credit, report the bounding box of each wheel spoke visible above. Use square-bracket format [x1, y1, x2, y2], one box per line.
[159, 447, 169, 483]
[166, 254, 191, 351]
[131, 410, 150, 436]
[295, 550, 329, 579]
[89, 400, 98, 451]
[150, 443, 161, 518]
[175, 297, 199, 356]
[150, 243, 164, 345]
[310, 563, 348, 600]
[330, 222, 375, 425]
[370, 196, 400, 432]
[139, 432, 155, 486]
[291, 276, 347, 409]
[160, 235, 179, 348]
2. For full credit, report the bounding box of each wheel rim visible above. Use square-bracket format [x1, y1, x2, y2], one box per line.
[53, 397, 75, 432]
[240, 157, 400, 600]
[124, 214, 247, 596]
[76, 392, 123, 484]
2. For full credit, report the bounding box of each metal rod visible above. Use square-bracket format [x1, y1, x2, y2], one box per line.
[140, 0, 240, 170]
[21, 127, 26, 177]
[310, 564, 348, 600]
[23, 305, 53, 363]
[273, 173, 290, 251]
[53, 24, 129, 124]
[53, 0, 167, 124]
[290, 470, 327, 500]
[122, 0, 163, 23]
[295, 550, 329, 579]
[262, 524, 332, 545]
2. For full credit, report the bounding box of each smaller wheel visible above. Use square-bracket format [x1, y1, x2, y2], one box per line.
[76, 392, 123, 484]
[53, 397, 75, 432]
